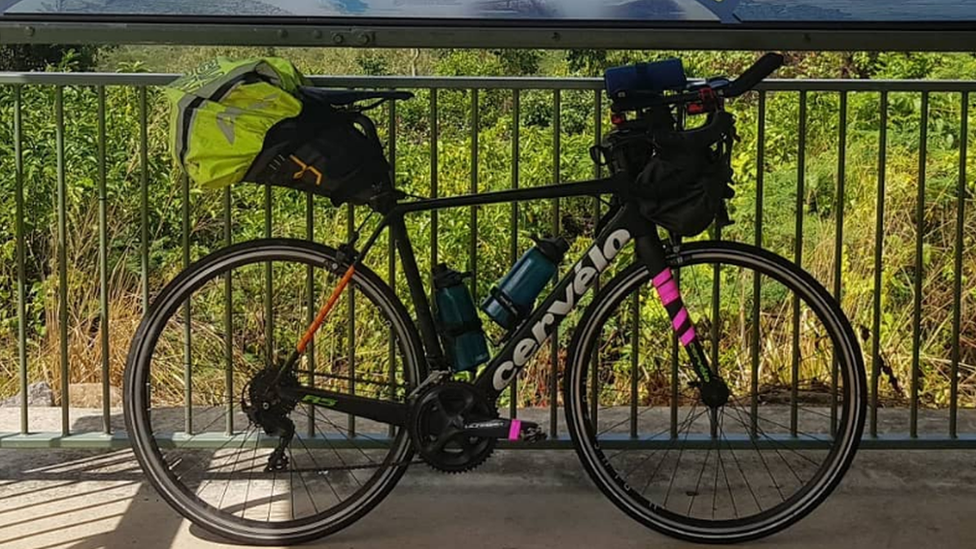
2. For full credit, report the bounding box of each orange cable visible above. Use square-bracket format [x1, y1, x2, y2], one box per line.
[296, 263, 356, 353]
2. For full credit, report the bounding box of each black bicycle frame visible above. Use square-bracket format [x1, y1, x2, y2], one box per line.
[285, 176, 715, 425]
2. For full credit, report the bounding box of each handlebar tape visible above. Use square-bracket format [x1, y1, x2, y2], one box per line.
[725, 53, 785, 97]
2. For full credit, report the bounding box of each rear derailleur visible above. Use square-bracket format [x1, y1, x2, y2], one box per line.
[242, 366, 300, 472]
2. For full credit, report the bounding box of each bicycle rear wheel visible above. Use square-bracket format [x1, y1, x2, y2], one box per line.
[564, 241, 866, 543]
[124, 239, 424, 545]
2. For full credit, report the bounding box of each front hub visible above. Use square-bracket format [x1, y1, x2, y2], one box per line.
[699, 377, 730, 409]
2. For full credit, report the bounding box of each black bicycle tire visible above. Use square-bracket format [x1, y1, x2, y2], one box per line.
[563, 240, 867, 544]
[123, 238, 426, 545]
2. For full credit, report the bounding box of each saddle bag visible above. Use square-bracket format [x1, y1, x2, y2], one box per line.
[167, 57, 390, 206]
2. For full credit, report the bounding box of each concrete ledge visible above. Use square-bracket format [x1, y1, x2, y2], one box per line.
[7, 430, 976, 450]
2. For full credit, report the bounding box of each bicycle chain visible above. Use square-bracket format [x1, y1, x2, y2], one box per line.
[286, 458, 426, 474]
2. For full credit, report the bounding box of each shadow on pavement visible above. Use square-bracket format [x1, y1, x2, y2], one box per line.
[0, 412, 186, 549]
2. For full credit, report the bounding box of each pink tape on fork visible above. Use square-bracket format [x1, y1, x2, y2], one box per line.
[672, 308, 689, 331]
[652, 268, 673, 288]
[679, 326, 697, 346]
[508, 419, 522, 441]
[657, 279, 680, 306]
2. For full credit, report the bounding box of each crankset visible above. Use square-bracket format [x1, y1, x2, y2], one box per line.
[409, 381, 546, 473]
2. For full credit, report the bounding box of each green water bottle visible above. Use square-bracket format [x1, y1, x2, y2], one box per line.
[433, 264, 490, 372]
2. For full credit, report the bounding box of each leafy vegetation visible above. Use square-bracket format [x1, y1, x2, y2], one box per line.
[0, 47, 974, 412]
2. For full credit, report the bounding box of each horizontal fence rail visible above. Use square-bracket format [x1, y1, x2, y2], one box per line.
[9, 72, 976, 91]
[0, 72, 973, 450]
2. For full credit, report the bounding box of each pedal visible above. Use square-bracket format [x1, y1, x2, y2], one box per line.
[518, 422, 547, 443]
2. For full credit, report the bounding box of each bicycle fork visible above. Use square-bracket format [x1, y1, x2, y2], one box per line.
[635, 235, 730, 413]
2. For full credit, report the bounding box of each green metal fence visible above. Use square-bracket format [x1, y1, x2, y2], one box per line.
[0, 72, 973, 449]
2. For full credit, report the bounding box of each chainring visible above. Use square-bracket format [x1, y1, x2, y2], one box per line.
[409, 381, 497, 474]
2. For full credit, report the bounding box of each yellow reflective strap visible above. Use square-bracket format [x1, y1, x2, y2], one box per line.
[289, 155, 323, 186]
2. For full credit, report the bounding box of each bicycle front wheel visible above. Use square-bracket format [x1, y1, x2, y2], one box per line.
[124, 239, 425, 545]
[564, 241, 866, 543]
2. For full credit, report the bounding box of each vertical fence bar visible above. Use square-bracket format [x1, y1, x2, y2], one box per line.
[871, 91, 888, 438]
[551, 88, 561, 438]
[910, 92, 928, 439]
[708, 88, 725, 441]
[831, 91, 847, 437]
[591, 89, 602, 425]
[347, 203, 356, 437]
[430, 89, 439, 286]
[388, 98, 398, 438]
[950, 92, 968, 439]
[14, 85, 28, 434]
[264, 184, 273, 365]
[138, 88, 150, 426]
[305, 191, 316, 438]
[224, 187, 234, 435]
[182, 172, 193, 434]
[710, 222, 722, 371]
[470, 89, 479, 297]
[750, 90, 766, 439]
[630, 293, 639, 439]
[97, 86, 110, 433]
[56, 86, 69, 436]
[140, 87, 149, 313]
[671, 268, 680, 439]
[790, 90, 807, 437]
[710, 224, 721, 440]
[510, 88, 520, 419]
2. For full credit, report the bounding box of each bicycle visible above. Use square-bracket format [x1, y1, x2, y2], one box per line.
[124, 52, 866, 545]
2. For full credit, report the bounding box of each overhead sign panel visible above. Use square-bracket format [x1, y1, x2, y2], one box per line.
[1, 0, 717, 20]
[4, 1, 976, 23]
[3, 1, 976, 50]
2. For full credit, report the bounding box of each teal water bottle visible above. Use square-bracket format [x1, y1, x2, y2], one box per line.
[481, 236, 570, 330]
[433, 264, 490, 372]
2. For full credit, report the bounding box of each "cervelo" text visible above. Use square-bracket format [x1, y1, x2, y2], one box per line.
[492, 229, 632, 391]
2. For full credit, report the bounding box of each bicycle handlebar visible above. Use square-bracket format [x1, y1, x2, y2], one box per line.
[610, 52, 784, 112]
[723, 53, 785, 98]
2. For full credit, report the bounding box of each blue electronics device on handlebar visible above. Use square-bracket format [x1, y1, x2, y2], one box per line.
[604, 58, 687, 99]
[604, 53, 785, 113]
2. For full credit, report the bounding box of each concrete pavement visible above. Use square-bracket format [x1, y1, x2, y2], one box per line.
[2, 448, 976, 549]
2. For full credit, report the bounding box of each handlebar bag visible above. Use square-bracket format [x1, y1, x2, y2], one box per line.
[636, 111, 737, 237]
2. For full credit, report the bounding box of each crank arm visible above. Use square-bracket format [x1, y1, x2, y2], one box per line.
[281, 385, 409, 427]
[461, 418, 547, 442]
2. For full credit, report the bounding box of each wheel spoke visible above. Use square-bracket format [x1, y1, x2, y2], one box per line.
[718, 408, 765, 511]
